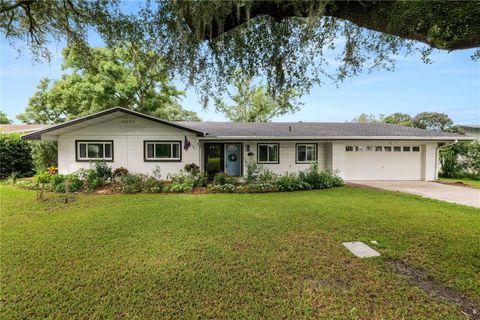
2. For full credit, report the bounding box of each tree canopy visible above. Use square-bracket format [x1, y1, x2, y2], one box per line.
[351, 111, 464, 134]
[0, 111, 12, 124]
[1, 1, 479, 110]
[215, 72, 301, 122]
[17, 46, 200, 124]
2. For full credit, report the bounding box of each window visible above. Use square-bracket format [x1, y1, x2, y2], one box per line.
[144, 141, 181, 161]
[345, 146, 354, 152]
[375, 146, 383, 152]
[257, 143, 279, 163]
[76, 141, 113, 161]
[412, 146, 420, 152]
[393, 146, 401, 152]
[403, 146, 411, 152]
[365, 146, 373, 152]
[384, 146, 392, 152]
[355, 146, 364, 152]
[296, 144, 317, 163]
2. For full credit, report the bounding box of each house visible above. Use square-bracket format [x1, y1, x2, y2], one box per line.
[21, 107, 472, 181]
[458, 125, 480, 140]
[1, 124, 50, 134]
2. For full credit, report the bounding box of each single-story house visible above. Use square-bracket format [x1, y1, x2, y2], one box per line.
[22, 107, 472, 181]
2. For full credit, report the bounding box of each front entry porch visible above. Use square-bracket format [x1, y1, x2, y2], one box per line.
[204, 143, 243, 179]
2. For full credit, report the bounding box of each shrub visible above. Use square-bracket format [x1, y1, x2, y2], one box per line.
[50, 174, 83, 193]
[276, 173, 311, 192]
[316, 170, 344, 188]
[245, 158, 262, 183]
[0, 133, 34, 179]
[93, 161, 112, 181]
[34, 171, 53, 184]
[65, 173, 83, 192]
[213, 172, 239, 186]
[50, 174, 66, 193]
[77, 168, 102, 192]
[258, 168, 277, 183]
[209, 183, 237, 193]
[246, 182, 276, 193]
[164, 180, 194, 193]
[15, 179, 39, 190]
[184, 163, 200, 176]
[113, 167, 129, 177]
[144, 176, 164, 193]
[120, 174, 146, 193]
[30, 140, 57, 173]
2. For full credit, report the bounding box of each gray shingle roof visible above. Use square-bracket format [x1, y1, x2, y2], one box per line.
[175, 121, 466, 138]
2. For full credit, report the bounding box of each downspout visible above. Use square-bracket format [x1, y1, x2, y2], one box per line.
[435, 139, 459, 180]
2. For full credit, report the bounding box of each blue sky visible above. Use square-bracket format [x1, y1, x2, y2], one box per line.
[1, 34, 479, 124]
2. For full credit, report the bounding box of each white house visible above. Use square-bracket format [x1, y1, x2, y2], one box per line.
[22, 107, 472, 181]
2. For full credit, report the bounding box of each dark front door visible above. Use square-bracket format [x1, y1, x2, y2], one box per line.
[205, 143, 224, 179]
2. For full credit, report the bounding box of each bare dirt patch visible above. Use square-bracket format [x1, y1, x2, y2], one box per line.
[435, 180, 476, 189]
[386, 260, 479, 319]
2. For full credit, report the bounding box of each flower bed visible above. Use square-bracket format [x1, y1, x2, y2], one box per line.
[12, 161, 344, 195]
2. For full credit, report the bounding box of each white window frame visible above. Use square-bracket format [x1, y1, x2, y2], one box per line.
[257, 143, 279, 164]
[76, 141, 113, 161]
[296, 143, 317, 163]
[144, 141, 182, 161]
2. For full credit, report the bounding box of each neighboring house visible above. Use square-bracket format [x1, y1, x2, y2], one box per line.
[459, 125, 480, 140]
[1, 124, 50, 134]
[21, 107, 472, 181]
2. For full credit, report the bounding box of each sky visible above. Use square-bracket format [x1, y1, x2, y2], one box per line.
[1, 26, 479, 125]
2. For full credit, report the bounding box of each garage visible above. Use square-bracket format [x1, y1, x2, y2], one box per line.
[344, 144, 423, 180]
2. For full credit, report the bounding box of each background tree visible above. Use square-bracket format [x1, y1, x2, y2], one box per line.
[215, 73, 301, 122]
[0, 111, 12, 124]
[1, 1, 479, 110]
[350, 113, 384, 123]
[17, 46, 200, 124]
[383, 113, 413, 127]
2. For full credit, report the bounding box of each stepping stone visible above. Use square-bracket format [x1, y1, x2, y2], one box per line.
[343, 241, 381, 258]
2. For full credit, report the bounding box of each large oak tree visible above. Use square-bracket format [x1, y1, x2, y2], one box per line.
[2, 1, 479, 109]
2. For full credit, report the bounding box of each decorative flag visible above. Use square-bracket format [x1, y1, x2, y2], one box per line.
[184, 136, 191, 151]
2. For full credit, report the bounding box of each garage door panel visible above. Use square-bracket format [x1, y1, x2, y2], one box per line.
[345, 150, 422, 180]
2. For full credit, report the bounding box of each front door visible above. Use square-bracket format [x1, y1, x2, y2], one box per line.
[205, 143, 224, 179]
[225, 143, 242, 176]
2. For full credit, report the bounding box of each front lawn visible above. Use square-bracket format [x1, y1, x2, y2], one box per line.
[1, 185, 479, 319]
[439, 177, 480, 189]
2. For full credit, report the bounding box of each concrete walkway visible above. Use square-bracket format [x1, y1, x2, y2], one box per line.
[348, 181, 480, 208]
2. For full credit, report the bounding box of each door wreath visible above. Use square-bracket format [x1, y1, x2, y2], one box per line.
[228, 154, 238, 162]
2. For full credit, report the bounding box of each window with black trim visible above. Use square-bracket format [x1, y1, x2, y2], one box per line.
[296, 144, 317, 163]
[76, 141, 113, 161]
[257, 144, 279, 163]
[144, 141, 181, 161]
[412, 146, 420, 152]
[393, 146, 401, 152]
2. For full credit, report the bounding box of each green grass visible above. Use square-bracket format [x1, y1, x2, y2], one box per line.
[1, 185, 479, 319]
[439, 177, 480, 189]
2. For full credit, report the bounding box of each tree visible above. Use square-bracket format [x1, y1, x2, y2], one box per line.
[0, 111, 12, 124]
[383, 113, 413, 127]
[0, 133, 34, 178]
[1, 1, 479, 110]
[413, 112, 464, 133]
[350, 113, 384, 123]
[215, 73, 301, 122]
[17, 46, 201, 124]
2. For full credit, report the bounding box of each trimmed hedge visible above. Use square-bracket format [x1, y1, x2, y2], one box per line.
[0, 134, 34, 179]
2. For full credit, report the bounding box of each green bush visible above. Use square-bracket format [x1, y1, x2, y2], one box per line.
[30, 140, 57, 172]
[0, 134, 35, 179]
[300, 164, 344, 189]
[144, 176, 164, 193]
[164, 180, 194, 193]
[209, 183, 237, 193]
[48, 174, 83, 193]
[120, 174, 146, 193]
[246, 182, 275, 193]
[275, 173, 311, 192]
[78, 168, 102, 192]
[440, 141, 480, 178]
[258, 169, 277, 183]
[184, 163, 200, 176]
[213, 172, 239, 186]
[15, 179, 39, 190]
[34, 171, 53, 184]
[245, 158, 262, 183]
[113, 167, 129, 177]
[93, 161, 112, 181]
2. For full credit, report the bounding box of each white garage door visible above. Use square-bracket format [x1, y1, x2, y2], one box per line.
[344, 145, 423, 180]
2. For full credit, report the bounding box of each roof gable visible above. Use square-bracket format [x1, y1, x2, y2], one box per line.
[21, 108, 205, 140]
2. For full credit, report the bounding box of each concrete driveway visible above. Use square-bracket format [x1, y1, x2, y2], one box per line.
[348, 181, 480, 208]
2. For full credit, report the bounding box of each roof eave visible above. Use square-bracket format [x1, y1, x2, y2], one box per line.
[198, 135, 473, 141]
